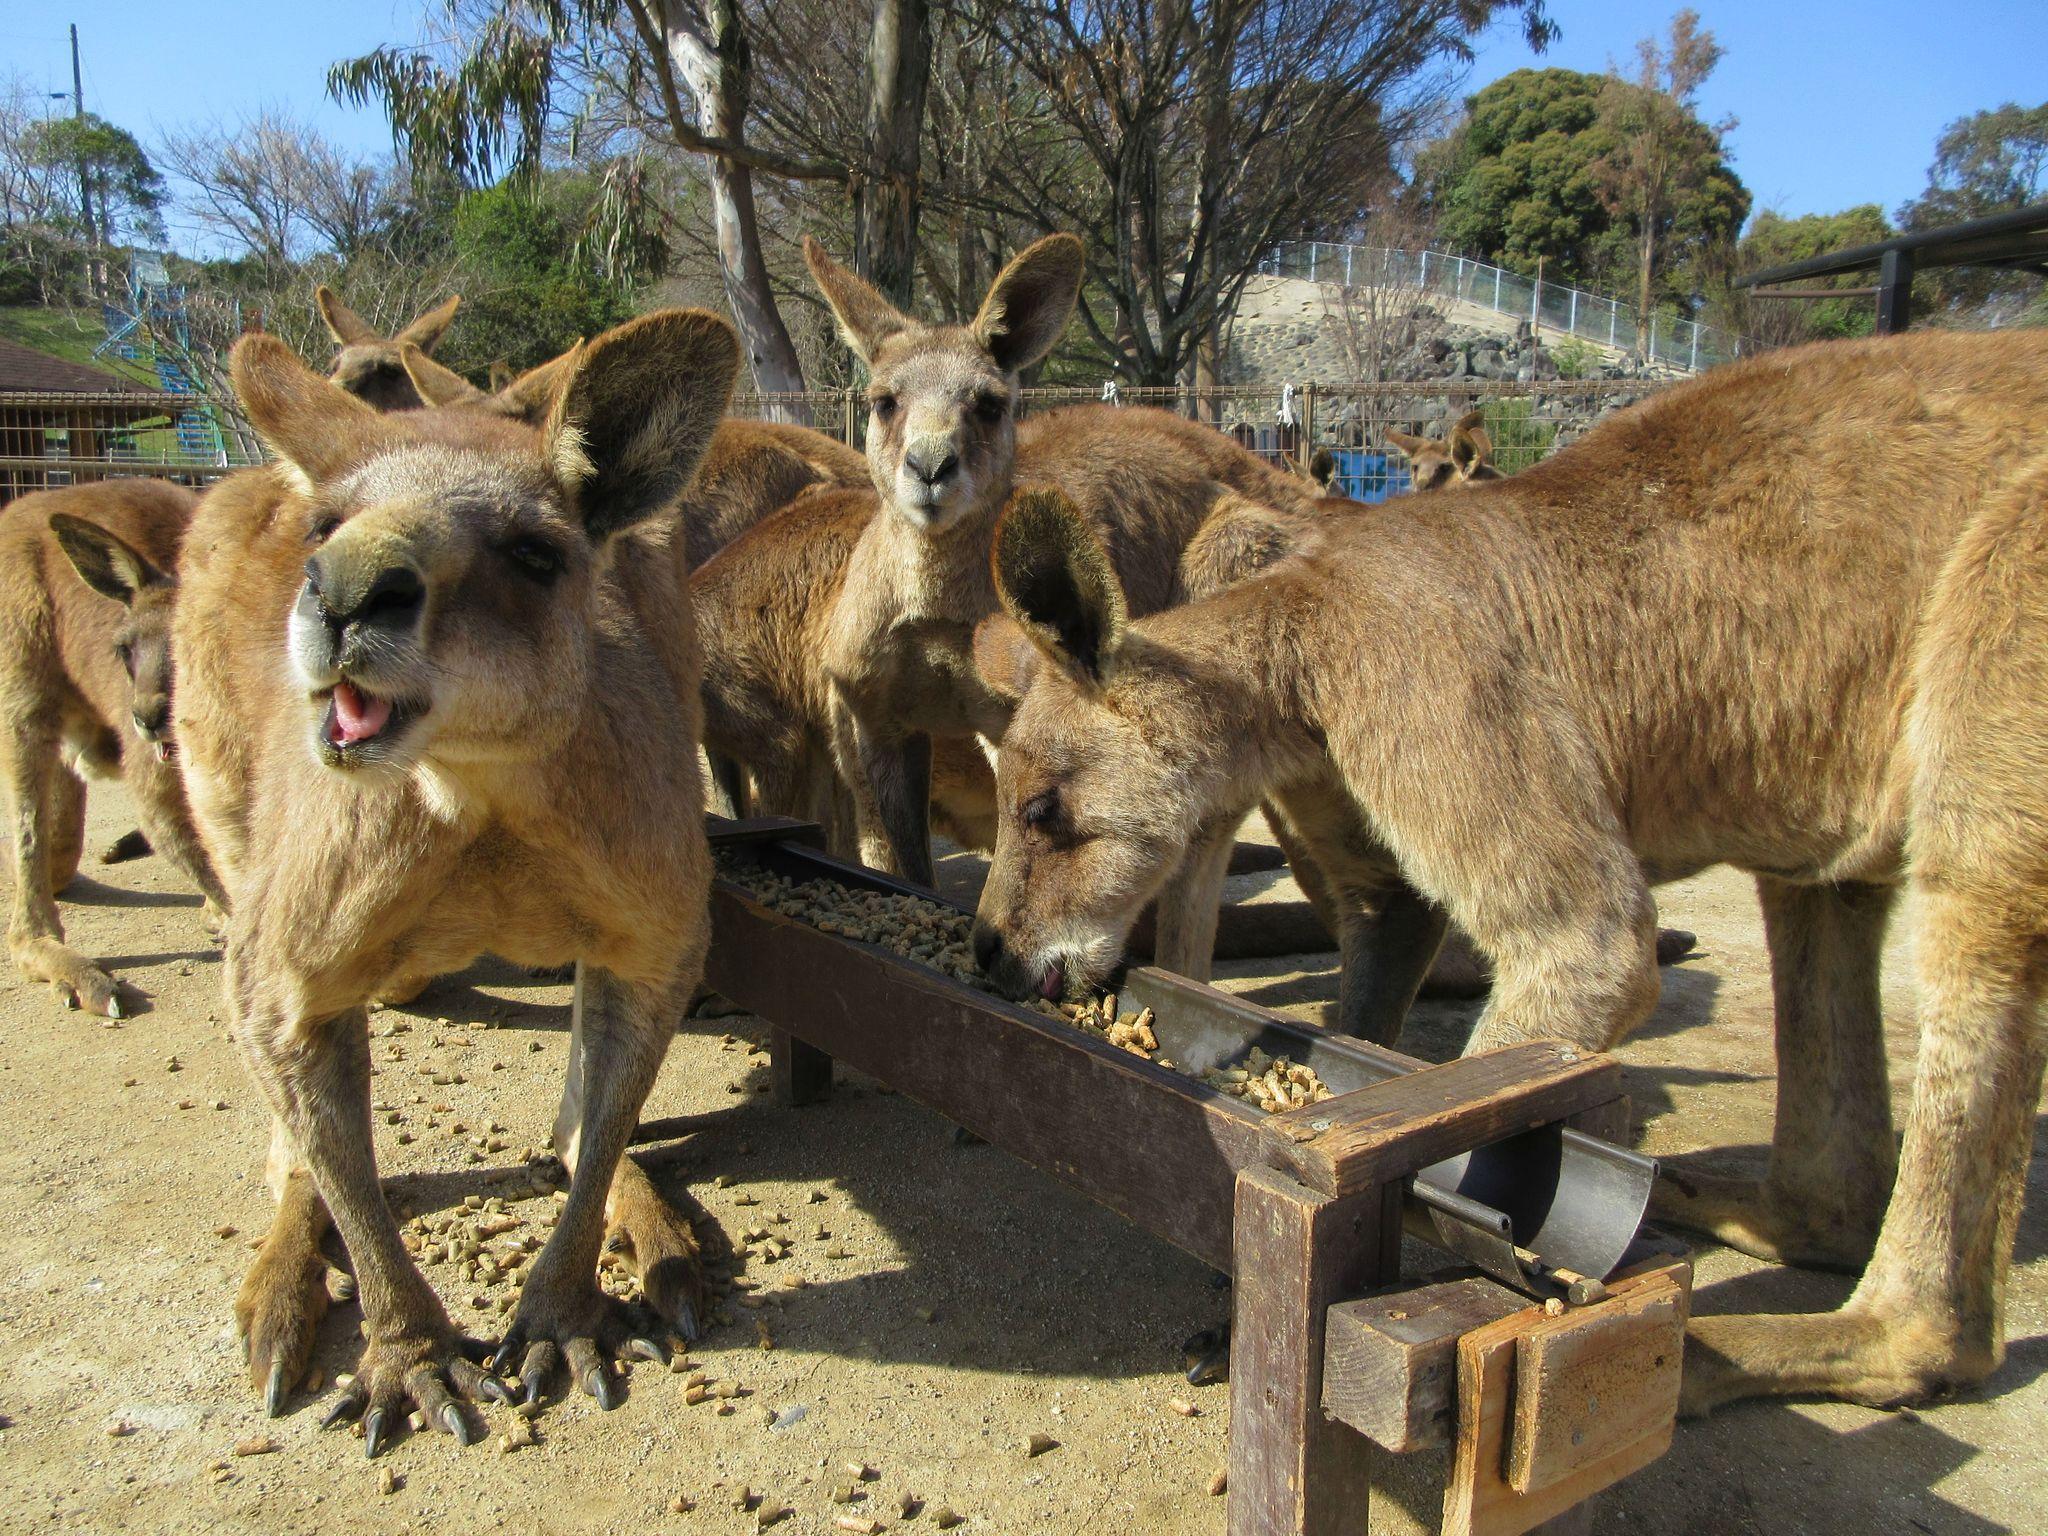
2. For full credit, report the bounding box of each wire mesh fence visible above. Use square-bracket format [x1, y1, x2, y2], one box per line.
[1258, 241, 1748, 374]
[3, 375, 1666, 511]
[733, 376, 1666, 501]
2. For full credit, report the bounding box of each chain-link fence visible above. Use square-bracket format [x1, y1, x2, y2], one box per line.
[1259, 241, 1748, 374]
[734, 376, 1665, 500]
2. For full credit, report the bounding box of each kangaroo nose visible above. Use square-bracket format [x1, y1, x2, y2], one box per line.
[133, 701, 169, 738]
[904, 446, 959, 487]
[971, 920, 1002, 973]
[305, 555, 426, 633]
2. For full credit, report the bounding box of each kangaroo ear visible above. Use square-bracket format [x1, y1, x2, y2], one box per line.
[395, 294, 461, 353]
[992, 487, 1127, 687]
[398, 344, 487, 407]
[1308, 447, 1336, 487]
[972, 234, 1083, 376]
[972, 613, 1039, 712]
[804, 236, 911, 366]
[315, 285, 377, 346]
[492, 344, 584, 425]
[1384, 428, 1427, 456]
[49, 514, 168, 606]
[232, 333, 389, 485]
[1450, 412, 1493, 478]
[546, 310, 740, 541]
[487, 357, 514, 392]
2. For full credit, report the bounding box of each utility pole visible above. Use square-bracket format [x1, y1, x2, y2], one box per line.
[69, 25, 95, 248]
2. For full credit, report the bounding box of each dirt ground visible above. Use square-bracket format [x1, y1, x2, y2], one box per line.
[0, 783, 2042, 1536]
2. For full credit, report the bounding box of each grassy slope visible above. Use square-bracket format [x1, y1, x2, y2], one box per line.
[0, 305, 162, 387]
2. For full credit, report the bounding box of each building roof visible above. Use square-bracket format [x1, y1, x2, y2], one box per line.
[1737, 201, 2048, 289]
[0, 336, 170, 396]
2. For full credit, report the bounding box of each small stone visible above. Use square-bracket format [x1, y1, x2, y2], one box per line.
[104, 1420, 135, 1438]
[932, 1507, 963, 1529]
[834, 1520, 882, 1534]
[1168, 1397, 1199, 1417]
[755, 1501, 791, 1529]
[829, 1483, 858, 1504]
[668, 1494, 694, 1514]
[1025, 1431, 1059, 1457]
[1207, 1470, 1229, 1496]
[214, 1225, 237, 1240]
[378, 1467, 398, 1496]
[1544, 1296, 1566, 1317]
[233, 1435, 279, 1456]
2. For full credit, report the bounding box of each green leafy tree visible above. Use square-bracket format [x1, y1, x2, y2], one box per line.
[1732, 204, 1892, 345]
[1897, 101, 2047, 317]
[438, 180, 636, 378]
[1419, 51, 1745, 320]
[25, 112, 167, 247]
[1590, 10, 1748, 350]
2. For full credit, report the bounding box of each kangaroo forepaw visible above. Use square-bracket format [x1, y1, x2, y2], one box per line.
[100, 827, 153, 864]
[1652, 1168, 1878, 1272]
[319, 1331, 506, 1457]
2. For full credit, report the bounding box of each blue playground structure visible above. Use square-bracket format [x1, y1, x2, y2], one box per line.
[93, 253, 242, 464]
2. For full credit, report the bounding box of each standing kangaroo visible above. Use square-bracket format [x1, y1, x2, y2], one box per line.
[1, 480, 225, 1015]
[175, 312, 739, 1446]
[968, 328, 2048, 1415]
[804, 234, 1316, 914]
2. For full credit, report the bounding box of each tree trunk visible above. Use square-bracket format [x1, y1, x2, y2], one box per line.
[1636, 198, 1657, 361]
[855, 0, 930, 308]
[660, 0, 808, 410]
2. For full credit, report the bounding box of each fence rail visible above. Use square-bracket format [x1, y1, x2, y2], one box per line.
[1258, 241, 1747, 374]
[3, 376, 1667, 511]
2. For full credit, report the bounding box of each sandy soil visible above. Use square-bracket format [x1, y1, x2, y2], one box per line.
[0, 784, 2041, 1536]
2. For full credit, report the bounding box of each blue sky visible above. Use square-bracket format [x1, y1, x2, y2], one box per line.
[6, 1, 2046, 244]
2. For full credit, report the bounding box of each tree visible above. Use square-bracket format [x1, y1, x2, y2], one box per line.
[948, 0, 1555, 385]
[1897, 101, 2047, 318]
[1590, 10, 1748, 352]
[441, 180, 637, 376]
[1728, 204, 1892, 347]
[0, 78, 165, 301]
[1415, 59, 1745, 315]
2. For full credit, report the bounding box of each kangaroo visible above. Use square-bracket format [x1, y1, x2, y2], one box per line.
[693, 487, 996, 854]
[803, 233, 1316, 915]
[174, 312, 740, 1445]
[967, 327, 2048, 1416]
[1386, 407, 1503, 490]
[316, 287, 463, 411]
[1, 480, 226, 1016]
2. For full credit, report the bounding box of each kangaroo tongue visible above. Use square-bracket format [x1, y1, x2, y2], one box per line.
[332, 680, 393, 744]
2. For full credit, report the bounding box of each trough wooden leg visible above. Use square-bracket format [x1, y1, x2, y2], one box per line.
[770, 1027, 834, 1106]
[1230, 1167, 1398, 1536]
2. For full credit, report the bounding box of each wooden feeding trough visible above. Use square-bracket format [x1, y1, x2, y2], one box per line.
[674, 819, 1690, 1535]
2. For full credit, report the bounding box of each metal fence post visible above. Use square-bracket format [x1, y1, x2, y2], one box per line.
[1345, 246, 1353, 286]
[843, 388, 857, 445]
[1689, 325, 1698, 371]
[1419, 250, 1428, 289]
[1310, 245, 1318, 283]
[1301, 381, 1317, 473]
[1493, 267, 1501, 310]
[1609, 304, 1617, 347]
[1568, 290, 1578, 337]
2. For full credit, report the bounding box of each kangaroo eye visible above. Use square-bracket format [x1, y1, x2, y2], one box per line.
[1020, 789, 1060, 829]
[505, 537, 563, 579]
[306, 515, 342, 546]
[870, 393, 898, 422]
[114, 641, 134, 674]
[974, 393, 1007, 425]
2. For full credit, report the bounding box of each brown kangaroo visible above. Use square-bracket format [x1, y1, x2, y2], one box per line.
[967, 327, 2048, 1416]
[1386, 407, 1503, 490]
[693, 486, 996, 854]
[174, 312, 740, 1445]
[316, 287, 463, 411]
[1, 480, 226, 1016]
[803, 233, 1316, 908]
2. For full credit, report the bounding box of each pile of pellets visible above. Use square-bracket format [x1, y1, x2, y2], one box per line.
[719, 858, 1334, 1115]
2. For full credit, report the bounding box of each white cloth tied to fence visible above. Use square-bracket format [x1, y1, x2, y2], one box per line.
[1277, 381, 1296, 427]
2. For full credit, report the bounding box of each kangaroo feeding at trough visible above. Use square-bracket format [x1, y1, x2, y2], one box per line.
[1, 480, 226, 1017]
[969, 328, 2048, 1416]
[173, 310, 740, 1447]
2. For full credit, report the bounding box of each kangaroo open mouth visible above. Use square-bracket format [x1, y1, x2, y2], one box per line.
[317, 679, 419, 764]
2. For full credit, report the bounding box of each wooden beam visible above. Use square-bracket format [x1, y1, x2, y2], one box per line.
[1228, 1167, 1397, 1536]
[1323, 1276, 1526, 1452]
[1266, 1043, 1621, 1199]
